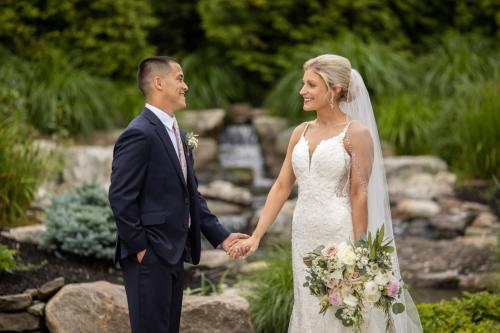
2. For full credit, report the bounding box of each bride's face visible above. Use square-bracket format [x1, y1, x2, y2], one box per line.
[300, 68, 330, 112]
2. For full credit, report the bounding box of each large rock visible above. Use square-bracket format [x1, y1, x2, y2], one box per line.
[388, 171, 455, 200]
[199, 181, 252, 206]
[394, 199, 441, 219]
[228, 103, 253, 124]
[397, 237, 494, 288]
[251, 199, 296, 240]
[0, 312, 40, 332]
[198, 249, 233, 269]
[429, 209, 476, 238]
[252, 115, 288, 177]
[1, 224, 46, 245]
[76, 130, 123, 146]
[384, 156, 448, 178]
[38, 277, 65, 301]
[206, 200, 245, 215]
[0, 293, 32, 311]
[45, 281, 130, 333]
[178, 109, 226, 138]
[62, 145, 113, 189]
[275, 127, 294, 156]
[180, 295, 254, 333]
[192, 138, 218, 170]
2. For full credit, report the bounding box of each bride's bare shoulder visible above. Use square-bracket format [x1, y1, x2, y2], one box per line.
[347, 120, 371, 140]
[289, 121, 309, 145]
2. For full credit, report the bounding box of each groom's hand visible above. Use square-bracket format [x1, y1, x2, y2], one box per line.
[221, 233, 249, 258]
[136, 249, 146, 263]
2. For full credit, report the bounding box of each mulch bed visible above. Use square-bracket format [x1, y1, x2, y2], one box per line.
[0, 234, 230, 296]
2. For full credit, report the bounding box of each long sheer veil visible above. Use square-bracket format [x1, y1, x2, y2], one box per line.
[340, 69, 423, 332]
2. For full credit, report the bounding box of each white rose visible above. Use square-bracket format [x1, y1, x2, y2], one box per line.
[374, 273, 390, 286]
[337, 243, 356, 266]
[364, 281, 381, 303]
[343, 293, 359, 308]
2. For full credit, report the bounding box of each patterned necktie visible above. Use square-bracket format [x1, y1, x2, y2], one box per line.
[172, 119, 187, 182]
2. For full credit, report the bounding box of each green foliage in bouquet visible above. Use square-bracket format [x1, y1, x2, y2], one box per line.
[244, 245, 294, 333]
[417, 292, 500, 333]
[0, 244, 17, 272]
[41, 182, 116, 260]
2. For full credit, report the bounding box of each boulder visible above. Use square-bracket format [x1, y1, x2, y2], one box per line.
[38, 277, 65, 301]
[396, 237, 494, 288]
[251, 199, 296, 240]
[0, 293, 32, 311]
[198, 249, 233, 269]
[429, 209, 475, 238]
[252, 115, 288, 177]
[0, 312, 40, 332]
[199, 181, 252, 206]
[180, 295, 254, 333]
[27, 302, 46, 317]
[471, 212, 498, 228]
[388, 171, 455, 200]
[228, 103, 253, 124]
[62, 145, 113, 189]
[1, 224, 46, 245]
[178, 109, 226, 138]
[384, 156, 448, 179]
[206, 200, 245, 215]
[192, 138, 218, 170]
[394, 199, 441, 219]
[76, 130, 123, 146]
[45, 281, 130, 333]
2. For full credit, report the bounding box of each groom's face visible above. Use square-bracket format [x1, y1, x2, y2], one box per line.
[160, 62, 189, 112]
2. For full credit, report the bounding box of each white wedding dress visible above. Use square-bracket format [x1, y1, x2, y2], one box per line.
[288, 121, 385, 333]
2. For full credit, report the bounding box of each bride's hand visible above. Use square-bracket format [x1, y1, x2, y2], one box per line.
[228, 236, 260, 259]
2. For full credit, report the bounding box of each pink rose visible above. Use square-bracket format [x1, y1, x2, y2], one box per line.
[322, 243, 338, 257]
[328, 289, 342, 306]
[386, 277, 400, 297]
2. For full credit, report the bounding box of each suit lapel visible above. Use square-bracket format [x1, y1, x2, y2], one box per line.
[141, 108, 187, 189]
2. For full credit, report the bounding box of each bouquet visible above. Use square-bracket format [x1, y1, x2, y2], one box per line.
[302, 226, 405, 333]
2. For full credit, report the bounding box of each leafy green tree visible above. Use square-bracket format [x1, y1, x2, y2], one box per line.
[0, 0, 156, 79]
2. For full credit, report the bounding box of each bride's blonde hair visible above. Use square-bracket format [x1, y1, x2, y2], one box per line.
[303, 54, 352, 104]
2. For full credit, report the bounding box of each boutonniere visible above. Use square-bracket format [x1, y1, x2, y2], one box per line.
[187, 132, 199, 150]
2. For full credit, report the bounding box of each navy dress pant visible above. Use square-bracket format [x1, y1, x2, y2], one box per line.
[120, 248, 184, 333]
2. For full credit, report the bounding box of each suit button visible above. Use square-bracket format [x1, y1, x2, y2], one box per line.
[184, 197, 189, 205]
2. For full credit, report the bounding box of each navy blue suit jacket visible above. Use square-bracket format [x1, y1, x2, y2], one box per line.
[109, 107, 230, 265]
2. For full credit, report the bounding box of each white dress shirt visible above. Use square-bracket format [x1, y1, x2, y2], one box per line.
[145, 103, 180, 157]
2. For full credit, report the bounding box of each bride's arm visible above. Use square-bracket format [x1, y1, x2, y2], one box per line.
[346, 122, 374, 241]
[228, 123, 305, 257]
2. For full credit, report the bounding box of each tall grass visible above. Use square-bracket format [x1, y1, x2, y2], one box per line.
[0, 48, 126, 137]
[181, 48, 244, 109]
[0, 115, 46, 225]
[434, 80, 499, 178]
[377, 94, 436, 155]
[265, 35, 412, 123]
[243, 245, 293, 333]
[417, 34, 499, 97]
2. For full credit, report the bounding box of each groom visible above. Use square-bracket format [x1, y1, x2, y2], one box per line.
[108, 56, 248, 333]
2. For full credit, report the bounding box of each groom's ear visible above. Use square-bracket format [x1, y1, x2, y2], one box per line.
[152, 75, 164, 91]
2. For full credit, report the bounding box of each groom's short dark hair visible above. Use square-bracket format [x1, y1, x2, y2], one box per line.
[137, 56, 178, 97]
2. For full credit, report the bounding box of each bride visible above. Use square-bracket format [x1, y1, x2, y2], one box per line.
[229, 54, 423, 332]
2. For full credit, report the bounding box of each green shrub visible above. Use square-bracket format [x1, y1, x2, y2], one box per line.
[417, 292, 500, 333]
[243, 245, 293, 333]
[41, 182, 116, 260]
[0, 0, 156, 79]
[0, 244, 17, 272]
[0, 115, 46, 225]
